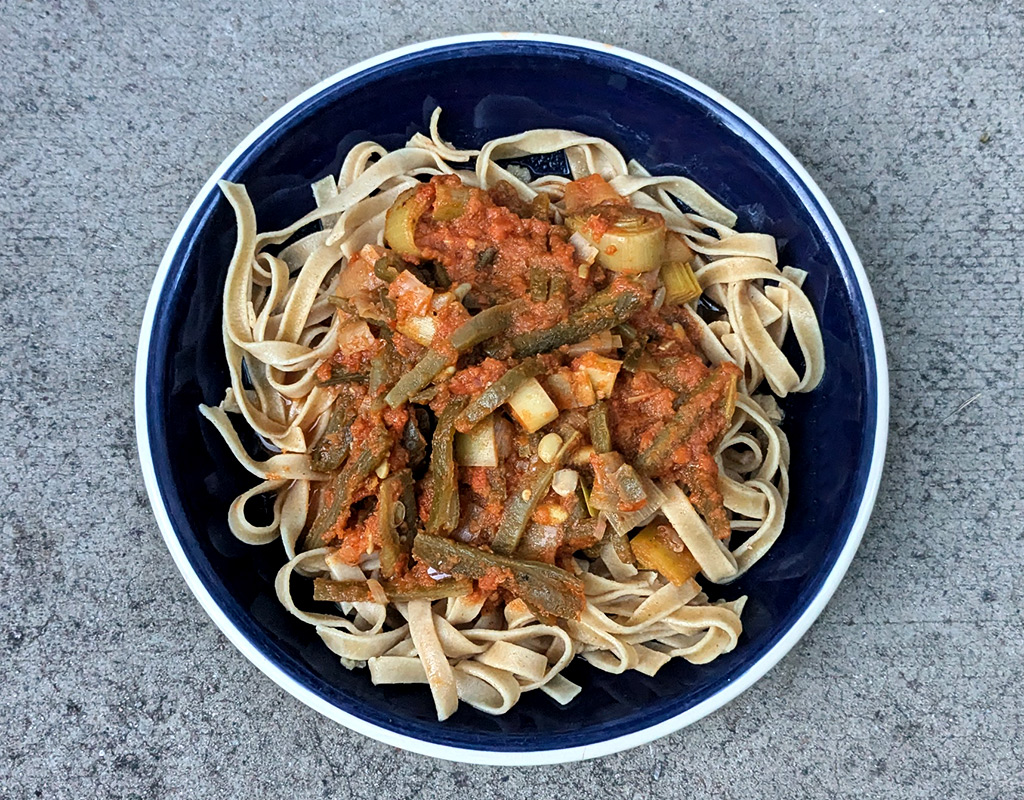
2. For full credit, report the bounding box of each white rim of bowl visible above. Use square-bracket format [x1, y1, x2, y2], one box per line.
[135, 31, 889, 766]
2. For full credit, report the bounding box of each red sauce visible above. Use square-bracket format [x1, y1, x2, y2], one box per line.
[430, 299, 471, 361]
[327, 504, 380, 564]
[413, 175, 593, 309]
[459, 467, 505, 543]
[609, 371, 677, 459]
[448, 358, 508, 396]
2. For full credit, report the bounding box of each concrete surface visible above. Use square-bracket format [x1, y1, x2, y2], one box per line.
[2, 1, 1022, 797]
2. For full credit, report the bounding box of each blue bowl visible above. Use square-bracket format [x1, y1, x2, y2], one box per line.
[136, 34, 888, 763]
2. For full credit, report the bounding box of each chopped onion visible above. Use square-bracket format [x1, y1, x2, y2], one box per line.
[564, 331, 622, 357]
[391, 270, 434, 316]
[454, 415, 499, 467]
[547, 365, 600, 409]
[575, 352, 622, 400]
[604, 477, 666, 536]
[588, 452, 625, 512]
[337, 319, 376, 352]
[569, 231, 599, 265]
[506, 378, 559, 433]
[337, 245, 386, 299]
[570, 369, 598, 407]
[396, 315, 436, 346]
[544, 370, 576, 410]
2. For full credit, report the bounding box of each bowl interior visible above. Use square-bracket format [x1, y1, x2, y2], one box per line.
[144, 40, 880, 753]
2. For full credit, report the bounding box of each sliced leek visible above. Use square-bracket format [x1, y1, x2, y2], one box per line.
[662, 259, 702, 305]
[567, 206, 666, 274]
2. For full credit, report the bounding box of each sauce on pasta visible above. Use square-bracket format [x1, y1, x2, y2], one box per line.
[200, 110, 824, 719]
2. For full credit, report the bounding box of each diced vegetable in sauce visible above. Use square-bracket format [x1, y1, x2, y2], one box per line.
[304, 173, 745, 620]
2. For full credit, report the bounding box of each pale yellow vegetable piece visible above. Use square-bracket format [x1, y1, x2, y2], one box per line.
[577, 353, 622, 400]
[396, 315, 436, 346]
[506, 377, 559, 433]
[454, 415, 498, 467]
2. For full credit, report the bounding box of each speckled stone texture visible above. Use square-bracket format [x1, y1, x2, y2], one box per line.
[2, 1, 1021, 797]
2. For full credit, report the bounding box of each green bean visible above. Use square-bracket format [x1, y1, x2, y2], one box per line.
[378, 287, 397, 320]
[313, 576, 472, 603]
[616, 322, 638, 340]
[587, 402, 612, 454]
[449, 302, 517, 351]
[386, 577, 472, 601]
[529, 268, 549, 302]
[510, 284, 643, 357]
[408, 385, 440, 405]
[485, 461, 507, 507]
[383, 350, 449, 408]
[549, 272, 568, 300]
[634, 371, 721, 476]
[490, 430, 581, 555]
[425, 397, 469, 536]
[313, 579, 374, 603]
[303, 423, 395, 550]
[399, 469, 418, 533]
[378, 468, 413, 578]
[310, 401, 355, 472]
[430, 260, 453, 289]
[369, 340, 400, 399]
[412, 534, 585, 620]
[317, 365, 370, 387]
[454, 358, 543, 433]
[634, 420, 693, 477]
[384, 304, 516, 409]
[515, 523, 554, 562]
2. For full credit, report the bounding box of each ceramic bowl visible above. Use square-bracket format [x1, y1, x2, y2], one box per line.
[136, 33, 888, 764]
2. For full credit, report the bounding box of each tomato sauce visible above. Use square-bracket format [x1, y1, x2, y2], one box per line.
[312, 169, 758, 614]
[414, 175, 594, 311]
[448, 357, 508, 396]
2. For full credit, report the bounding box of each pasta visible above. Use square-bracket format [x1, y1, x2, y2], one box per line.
[199, 109, 823, 720]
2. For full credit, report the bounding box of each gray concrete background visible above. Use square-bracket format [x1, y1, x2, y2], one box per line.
[2, 0, 1021, 797]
